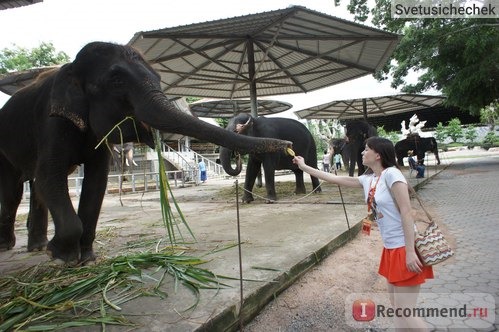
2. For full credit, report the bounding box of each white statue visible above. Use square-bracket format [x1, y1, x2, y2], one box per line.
[401, 114, 427, 137]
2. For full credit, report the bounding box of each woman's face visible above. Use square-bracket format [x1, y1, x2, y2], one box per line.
[362, 144, 379, 167]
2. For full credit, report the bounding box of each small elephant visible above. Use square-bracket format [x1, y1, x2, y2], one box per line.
[111, 142, 138, 173]
[219, 114, 321, 203]
[395, 135, 441, 166]
[344, 120, 377, 176]
[0, 42, 291, 265]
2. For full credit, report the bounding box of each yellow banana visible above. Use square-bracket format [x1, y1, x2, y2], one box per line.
[286, 147, 296, 157]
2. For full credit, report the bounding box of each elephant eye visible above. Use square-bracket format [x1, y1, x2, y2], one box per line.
[108, 73, 125, 88]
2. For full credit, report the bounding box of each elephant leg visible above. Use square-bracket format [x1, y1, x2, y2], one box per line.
[36, 161, 82, 264]
[293, 169, 306, 195]
[256, 168, 263, 188]
[310, 174, 322, 193]
[77, 151, 110, 263]
[0, 160, 23, 251]
[434, 150, 441, 165]
[26, 180, 49, 252]
[263, 164, 277, 203]
[242, 159, 260, 203]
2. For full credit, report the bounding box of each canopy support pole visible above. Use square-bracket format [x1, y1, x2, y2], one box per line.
[247, 40, 258, 118]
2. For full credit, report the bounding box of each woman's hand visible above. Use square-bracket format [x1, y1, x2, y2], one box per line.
[292, 156, 305, 169]
[406, 250, 423, 273]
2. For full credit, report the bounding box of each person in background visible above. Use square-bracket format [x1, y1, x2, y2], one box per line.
[293, 137, 432, 331]
[333, 153, 342, 171]
[407, 150, 425, 178]
[198, 158, 207, 183]
[322, 149, 331, 173]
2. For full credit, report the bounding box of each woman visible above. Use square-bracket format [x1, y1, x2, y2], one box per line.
[293, 137, 433, 331]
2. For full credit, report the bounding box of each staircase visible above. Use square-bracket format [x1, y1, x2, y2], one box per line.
[146, 144, 226, 184]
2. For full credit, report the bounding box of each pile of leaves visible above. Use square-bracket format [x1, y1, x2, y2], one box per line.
[0, 249, 231, 331]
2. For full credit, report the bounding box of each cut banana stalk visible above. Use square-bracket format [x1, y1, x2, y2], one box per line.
[286, 147, 296, 157]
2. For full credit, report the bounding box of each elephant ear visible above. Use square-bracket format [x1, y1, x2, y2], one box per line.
[49, 63, 89, 131]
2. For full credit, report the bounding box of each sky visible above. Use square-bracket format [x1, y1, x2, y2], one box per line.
[0, 0, 439, 118]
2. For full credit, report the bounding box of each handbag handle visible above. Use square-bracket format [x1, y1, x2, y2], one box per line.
[385, 174, 433, 224]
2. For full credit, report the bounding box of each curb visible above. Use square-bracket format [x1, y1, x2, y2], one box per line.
[196, 221, 363, 332]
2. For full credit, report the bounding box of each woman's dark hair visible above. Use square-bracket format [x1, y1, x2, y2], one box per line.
[365, 137, 399, 173]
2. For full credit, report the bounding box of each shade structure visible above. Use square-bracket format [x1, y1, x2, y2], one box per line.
[128, 6, 400, 116]
[189, 98, 292, 118]
[0, 66, 58, 95]
[295, 94, 445, 120]
[0, 0, 42, 10]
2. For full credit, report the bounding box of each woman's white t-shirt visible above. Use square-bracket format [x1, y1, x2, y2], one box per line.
[358, 167, 407, 249]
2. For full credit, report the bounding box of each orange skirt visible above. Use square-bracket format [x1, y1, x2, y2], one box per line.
[379, 246, 434, 287]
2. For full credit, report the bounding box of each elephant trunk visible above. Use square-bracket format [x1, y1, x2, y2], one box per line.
[219, 147, 243, 176]
[134, 92, 291, 154]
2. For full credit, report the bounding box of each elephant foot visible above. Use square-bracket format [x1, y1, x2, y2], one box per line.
[46, 239, 80, 266]
[27, 236, 48, 252]
[0, 234, 15, 251]
[80, 247, 97, 265]
[242, 195, 254, 204]
[264, 199, 275, 204]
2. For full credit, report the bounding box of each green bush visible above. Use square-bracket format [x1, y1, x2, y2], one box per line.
[481, 132, 499, 150]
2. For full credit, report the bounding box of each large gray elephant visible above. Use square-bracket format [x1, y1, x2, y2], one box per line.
[219, 114, 321, 203]
[395, 135, 441, 166]
[344, 120, 378, 176]
[0, 42, 290, 264]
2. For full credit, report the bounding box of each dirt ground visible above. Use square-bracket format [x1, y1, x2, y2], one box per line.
[244, 218, 388, 332]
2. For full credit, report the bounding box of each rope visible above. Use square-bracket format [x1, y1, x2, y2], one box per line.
[234, 179, 328, 204]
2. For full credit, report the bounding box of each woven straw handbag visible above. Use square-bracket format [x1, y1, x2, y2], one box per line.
[411, 191, 454, 266]
[385, 176, 454, 266]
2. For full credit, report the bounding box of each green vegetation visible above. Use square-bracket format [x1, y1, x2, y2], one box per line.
[0, 249, 231, 331]
[0, 42, 69, 74]
[434, 116, 498, 150]
[345, 0, 498, 115]
[377, 126, 400, 143]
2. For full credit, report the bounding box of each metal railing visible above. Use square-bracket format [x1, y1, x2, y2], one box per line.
[22, 144, 227, 199]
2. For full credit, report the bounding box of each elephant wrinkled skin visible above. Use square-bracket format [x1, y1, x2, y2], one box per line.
[219, 114, 321, 203]
[0, 42, 291, 265]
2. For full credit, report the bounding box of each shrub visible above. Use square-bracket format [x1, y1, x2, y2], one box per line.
[481, 132, 499, 150]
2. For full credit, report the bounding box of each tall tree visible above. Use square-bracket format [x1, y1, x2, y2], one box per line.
[347, 0, 499, 115]
[0, 42, 69, 74]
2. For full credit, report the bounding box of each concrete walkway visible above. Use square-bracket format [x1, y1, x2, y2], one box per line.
[417, 155, 499, 331]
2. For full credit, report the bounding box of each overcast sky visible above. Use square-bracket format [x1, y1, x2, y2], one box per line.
[0, 0, 437, 117]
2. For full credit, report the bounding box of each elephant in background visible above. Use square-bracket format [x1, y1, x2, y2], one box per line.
[344, 120, 378, 176]
[395, 135, 441, 166]
[219, 114, 321, 203]
[0, 42, 290, 264]
[111, 142, 138, 174]
[330, 138, 350, 170]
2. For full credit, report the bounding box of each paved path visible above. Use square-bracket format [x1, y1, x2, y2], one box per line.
[418, 156, 499, 331]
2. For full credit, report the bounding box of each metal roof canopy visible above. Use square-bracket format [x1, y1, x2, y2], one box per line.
[0, 66, 58, 95]
[295, 93, 445, 120]
[129, 6, 399, 117]
[0, 0, 42, 10]
[189, 98, 292, 118]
